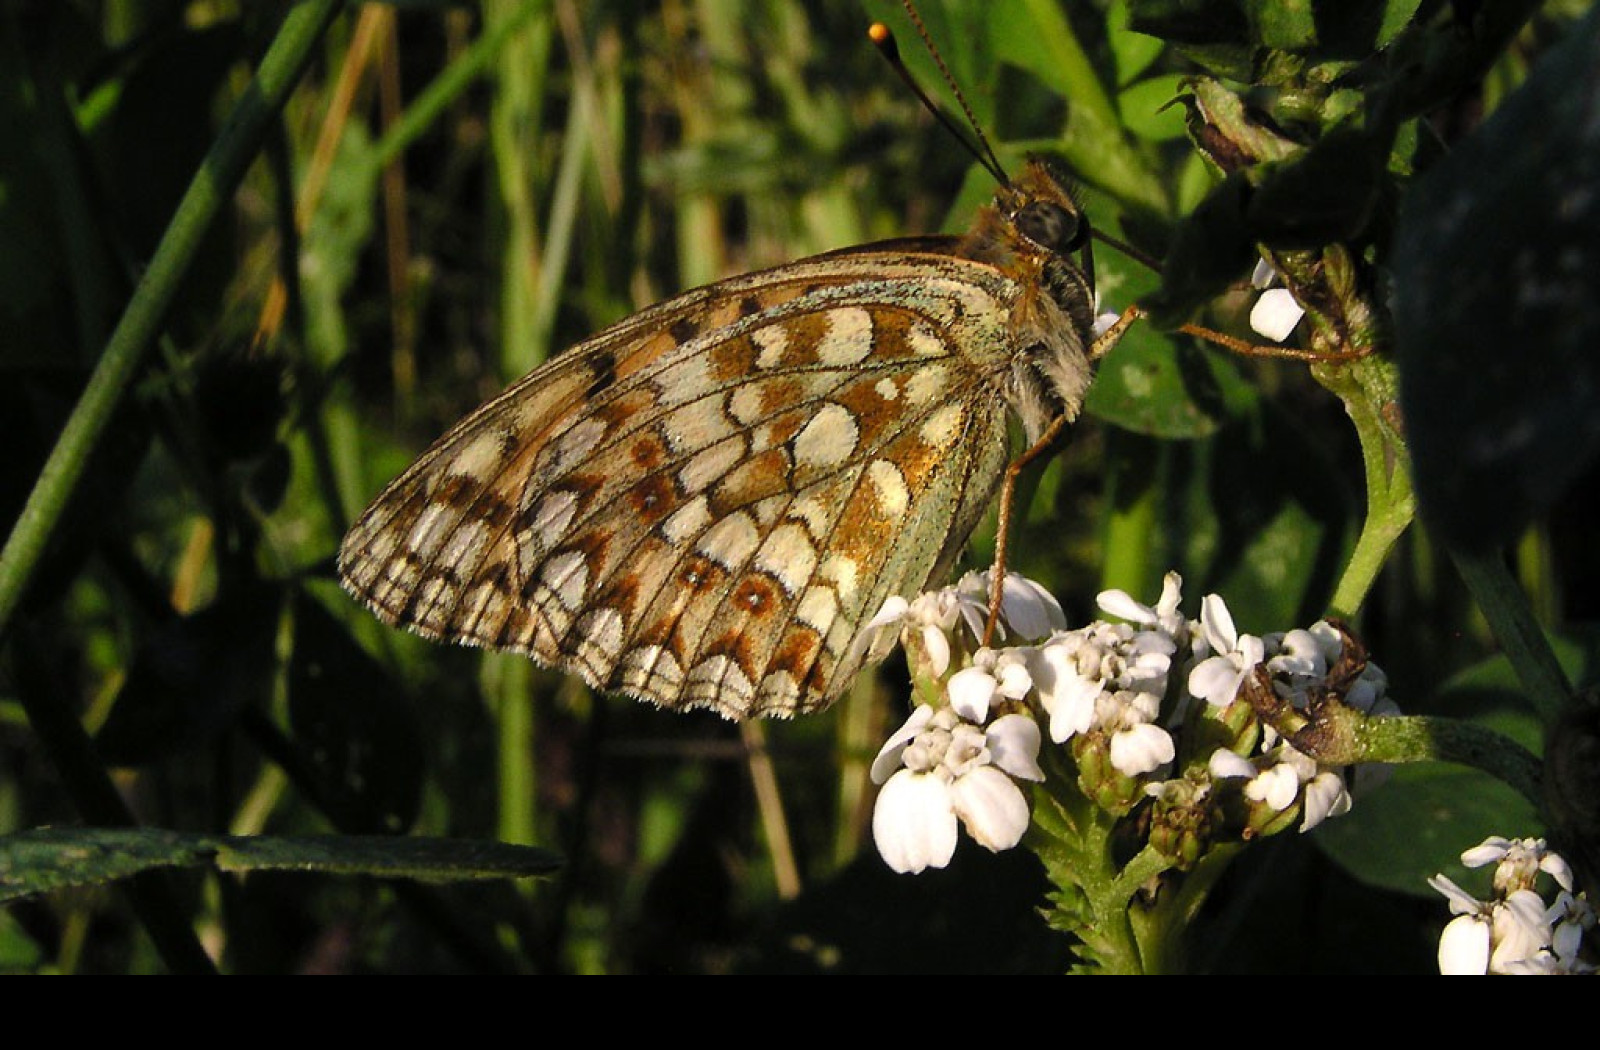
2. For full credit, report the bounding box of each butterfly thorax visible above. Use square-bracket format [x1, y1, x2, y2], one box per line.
[958, 158, 1097, 444]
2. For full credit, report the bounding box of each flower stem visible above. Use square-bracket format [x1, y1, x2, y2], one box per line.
[1314, 353, 1415, 618]
[1353, 712, 1544, 805]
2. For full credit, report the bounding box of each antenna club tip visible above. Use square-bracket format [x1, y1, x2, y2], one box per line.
[868, 22, 897, 52]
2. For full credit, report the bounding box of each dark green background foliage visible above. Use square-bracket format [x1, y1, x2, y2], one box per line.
[1, 0, 1595, 972]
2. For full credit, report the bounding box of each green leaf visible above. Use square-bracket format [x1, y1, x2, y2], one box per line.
[1107, 0, 1167, 86]
[1126, 0, 1253, 79]
[1245, 0, 1316, 50]
[0, 827, 562, 904]
[0, 908, 45, 970]
[1373, 0, 1426, 47]
[1088, 337, 1251, 439]
[1117, 75, 1189, 141]
[1394, 6, 1600, 551]
[1316, 762, 1541, 898]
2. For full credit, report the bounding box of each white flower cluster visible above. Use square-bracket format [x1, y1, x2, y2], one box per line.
[865, 570, 1059, 874]
[1199, 614, 1397, 832]
[866, 570, 1394, 873]
[1429, 837, 1595, 974]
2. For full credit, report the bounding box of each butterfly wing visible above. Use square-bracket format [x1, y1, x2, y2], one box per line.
[339, 243, 1031, 718]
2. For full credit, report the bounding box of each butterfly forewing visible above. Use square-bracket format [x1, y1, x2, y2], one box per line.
[339, 158, 1096, 719]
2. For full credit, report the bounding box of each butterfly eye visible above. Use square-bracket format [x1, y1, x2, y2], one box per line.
[1014, 201, 1086, 255]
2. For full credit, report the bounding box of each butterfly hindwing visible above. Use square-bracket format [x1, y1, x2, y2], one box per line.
[340, 246, 1025, 717]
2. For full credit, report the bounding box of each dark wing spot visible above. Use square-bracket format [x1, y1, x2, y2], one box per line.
[670, 316, 701, 344]
[584, 351, 618, 400]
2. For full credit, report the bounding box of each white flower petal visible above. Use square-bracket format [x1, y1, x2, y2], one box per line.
[1096, 588, 1154, 624]
[1000, 574, 1066, 638]
[986, 714, 1044, 782]
[1268, 628, 1324, 677]
[950, 766, 1030, 852]
[869, 705, 936, 784]
[1461, 837, 1512, 868]
[873, 769, 957, 874]
[1156, 572, 1183, 614]
[1208, 748, 1257, 780]
[1301, 771, 1352, 831]
[1200, 594, 1238, 653]
[1437, 914, 1491, 974]
[1491, 890, 1554, 971]
[1246, 763, 1301, 811]
[994, 660, 1034, 700]
[1187, 657, 1242, 707]
[921, 624, 952, 678]
[864, 596, 910, 631]
[947, 667, 996, 723]
[1237, 633, 1265, 668]
[1250, 287, 1305, 342]
[1109, 723, 1175, 776]
[1428, 874, 1484, 916]
[1541, 852, 1575, 893]
[1045, 673, 1100, 743]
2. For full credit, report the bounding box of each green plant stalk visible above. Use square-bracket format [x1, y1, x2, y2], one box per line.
[488, 0, 553, 381]
[482, 0, 554, 854]
[1371, 713, 1545, 805]
[484, 652, 536, 847]
[530, 76, 594, 364]
[0, 0, 344, 640]
[1020, 0, 1117, 127]
[1100, 462, 1157, 600]
[1030, 757, 1180, 974]
[1451, 547, 1571, 725]
[315, 0, 550, 529]
[1315, 353, 1415, 619]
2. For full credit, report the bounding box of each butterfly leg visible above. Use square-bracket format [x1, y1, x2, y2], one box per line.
[980, 303, 1141, 645]
[982, 412, 1071, 646]
[1098, 302, 1368, 363]
[1174, 319, 1371, 362]
[1090, 303, 1142, 360]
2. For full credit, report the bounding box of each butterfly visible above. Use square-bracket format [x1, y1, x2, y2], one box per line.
[338, 152, 1104, 721]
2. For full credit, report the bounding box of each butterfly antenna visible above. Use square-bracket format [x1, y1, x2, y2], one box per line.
[869, 19, 1008, 186]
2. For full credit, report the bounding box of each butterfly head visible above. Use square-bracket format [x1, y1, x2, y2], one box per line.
[959, 157, 1100, 442]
